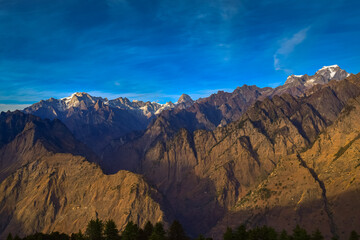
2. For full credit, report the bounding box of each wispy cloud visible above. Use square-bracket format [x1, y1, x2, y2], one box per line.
[274, 27, 310, 72]
[0, 104, 30, 113]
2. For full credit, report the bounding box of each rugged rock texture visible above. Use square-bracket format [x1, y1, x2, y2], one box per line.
[108, 73, 360, 237]
[1, 67, 358, 239]
[272, 65, 350, 97]
[23, 93, 163, 153]
[0, 153, 168, 238]
[209, 76, 360, 239]
[0, 111, 97, 182]
[102, 66, 351, 174]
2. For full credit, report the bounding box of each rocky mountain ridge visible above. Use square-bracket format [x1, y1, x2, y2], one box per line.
[105, 72, 360, 237]
[1, 65, 359, 239]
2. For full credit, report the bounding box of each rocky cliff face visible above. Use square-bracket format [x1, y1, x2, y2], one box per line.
[210, 73, 360, 240]
[1, 67, 358, 239]
[0, 153, 168, 239]
[23, 93, 163, 153]
[101, 66, 351, 174]
[0, 111, 97, 182]
[110, 73, 360, 237]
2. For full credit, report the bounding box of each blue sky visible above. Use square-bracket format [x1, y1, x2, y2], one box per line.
[1, 0, 360, 111]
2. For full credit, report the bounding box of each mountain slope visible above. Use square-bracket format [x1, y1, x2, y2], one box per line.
[0, 111, 97, 182]
[101, 65, 351, 174]
[210, 73, 360, 239]
[111, 73, 360, 236]
[0, 153, 168, 238]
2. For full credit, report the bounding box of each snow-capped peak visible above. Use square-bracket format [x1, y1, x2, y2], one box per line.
[285, 64, 350, 87]
[316, 64, 349, 80]
[319, 64, 339, 70]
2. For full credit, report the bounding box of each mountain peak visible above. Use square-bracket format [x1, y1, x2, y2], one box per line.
[319, 64, 340, 70]
[177, 94, 193, 104]
[284, 65, 350, 86]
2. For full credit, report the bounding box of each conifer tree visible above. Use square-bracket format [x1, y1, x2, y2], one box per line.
[122, 221, 140, 240]
[71, 230, 85, 240]
[86, 218, 104, 240]
[6, 233, 13, 240]
[311, 229, 324, 240]
[149, 222, 166, 240]
[104, 219, 120, 240]
[279, 230, 290, 240]
[223, 227, 234, 240]
[234, 225, 248, 240]
[143, 221, 154, 239]
[292, 225, 309, 240]
[349, 231, 359, 240]
[168, 220, 187, 240]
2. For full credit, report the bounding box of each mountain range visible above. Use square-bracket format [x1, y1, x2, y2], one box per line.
[0, 65, 359, 239]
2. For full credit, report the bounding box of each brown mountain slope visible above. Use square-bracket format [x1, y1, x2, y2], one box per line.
[209, 81, 360, 239]
[102, 66, 351, 174]
[115, 73, 360, 236]
[0, 111, 97, 182]
[0, 153, 168, 238]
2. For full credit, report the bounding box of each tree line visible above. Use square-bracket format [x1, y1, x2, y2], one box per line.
[5, 219, 359, 240]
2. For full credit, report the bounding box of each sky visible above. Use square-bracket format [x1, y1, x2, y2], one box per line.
[1, 0, 360, 112]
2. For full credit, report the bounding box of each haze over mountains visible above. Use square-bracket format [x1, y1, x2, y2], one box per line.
[1, 65, 359, 239]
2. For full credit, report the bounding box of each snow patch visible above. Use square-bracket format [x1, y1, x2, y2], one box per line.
[320, 64, 339, 70]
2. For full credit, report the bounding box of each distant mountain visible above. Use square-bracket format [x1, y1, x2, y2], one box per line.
[101, 65, 351, 173]
[209, 72, 360, 239]
[23, 92, 177, 153]
[104, 71, 360, 237]
[272, 64, 351, 96]
[1, 64, 358, 239]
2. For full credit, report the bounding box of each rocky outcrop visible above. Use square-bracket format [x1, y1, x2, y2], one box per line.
[208, 73, 360, 239]
[108, 73, 360, 237]
[0, 111, 97, 182]
[0, 153, 168, 238]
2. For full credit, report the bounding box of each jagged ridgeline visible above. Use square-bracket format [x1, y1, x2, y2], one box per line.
[1, 66, 360, 239]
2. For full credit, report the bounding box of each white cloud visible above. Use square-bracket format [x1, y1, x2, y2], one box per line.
[274, 27, 310, 72]
[0, 104, 30, 113]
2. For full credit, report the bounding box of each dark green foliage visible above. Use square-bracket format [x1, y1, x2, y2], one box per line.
[195, 235, 206, 240]
[223, 227, 234, 240]
[333, 134, 360, 161]
[168, 220, 188, 240]
[292, 225, 310, 240]
[71, 230, 85, 240]
[195, 235, 213, 240]
[10, 218, 360, 240]
[14, 235, 21, 240]
[349, 231, 359, 240]
[279, 230, 290, 240]
[143, 221, 154, 239]
[248, 226, 277, 240]
[121, 221, 139, 240]
[86, 218, 104, 240]
[7, 233, 13, 240]
[149, 222, 166, 240]
[137, 229, 147, 240]
[104, 219, 120, 240]
[258, 188, 272, 200]
[22, 232, 70, 240]
[311, 229, 324, 240]
[234, 225, 248, 240]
